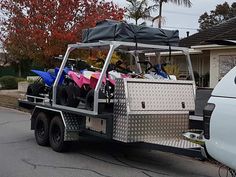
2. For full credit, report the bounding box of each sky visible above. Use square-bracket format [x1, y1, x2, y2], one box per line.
[111, 0, 236, 38]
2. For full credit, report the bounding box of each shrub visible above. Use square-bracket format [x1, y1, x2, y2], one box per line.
[17, 77, 27, 82]
[0, 76, 18, 89]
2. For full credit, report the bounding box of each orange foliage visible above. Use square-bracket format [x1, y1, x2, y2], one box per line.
[0, 0, 124, 67]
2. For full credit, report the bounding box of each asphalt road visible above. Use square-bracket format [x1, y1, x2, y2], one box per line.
[0, 107, 226, 177]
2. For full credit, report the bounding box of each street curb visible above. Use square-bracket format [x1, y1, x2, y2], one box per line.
[0, 94, 30, 113]
[0, 106, 30, 115]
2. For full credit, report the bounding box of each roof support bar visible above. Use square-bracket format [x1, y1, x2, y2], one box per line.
[52, 46, 75, 105]
[93, 44, 119, 114]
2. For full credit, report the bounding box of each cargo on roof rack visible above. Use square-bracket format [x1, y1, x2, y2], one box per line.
[82, 19, 179, 46]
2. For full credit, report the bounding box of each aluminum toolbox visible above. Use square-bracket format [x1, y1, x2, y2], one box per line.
[113, 78, 197, 148]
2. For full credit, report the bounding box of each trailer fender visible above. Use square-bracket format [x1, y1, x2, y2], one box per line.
[31, 106, 83, 141]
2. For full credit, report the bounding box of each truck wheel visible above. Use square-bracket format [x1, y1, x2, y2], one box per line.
[49, 116, 67, 152]
[35, 112, 49, 146]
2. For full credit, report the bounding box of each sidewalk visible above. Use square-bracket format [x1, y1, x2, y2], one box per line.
[0, 90, 23, 98]
[0, 90, 26, 111]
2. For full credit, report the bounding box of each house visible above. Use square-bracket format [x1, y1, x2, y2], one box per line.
[178, 17, 236, 88]
[147, 17, 236, 88]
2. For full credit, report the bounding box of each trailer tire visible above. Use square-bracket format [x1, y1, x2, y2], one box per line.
[35, 112, 49, 146]
[49, 116, 67, 152]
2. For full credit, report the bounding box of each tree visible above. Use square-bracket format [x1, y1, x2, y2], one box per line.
[125, 0, 158, 25]
[152, 0, 192, 28]
[0, 0, 124, 69]
[198, 2, 236, 31]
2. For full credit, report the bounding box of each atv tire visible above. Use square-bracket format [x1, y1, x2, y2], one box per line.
[48, 86, 63, 105]
[26, 82, 45, 102]
[67, 84, 80, 107]
[57, 84, 80, 107]
[85, 89, 106, 113]
[57, 85, 69, 106]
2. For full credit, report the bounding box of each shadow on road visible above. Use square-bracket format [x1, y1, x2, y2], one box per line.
[64, 136, 216, 177]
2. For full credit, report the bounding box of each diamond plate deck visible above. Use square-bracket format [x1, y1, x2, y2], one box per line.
[144, 139, 199, 149]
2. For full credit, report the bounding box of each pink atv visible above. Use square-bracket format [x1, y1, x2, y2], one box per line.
[67, 70, 129, 111]
[58, 61, 130, 112]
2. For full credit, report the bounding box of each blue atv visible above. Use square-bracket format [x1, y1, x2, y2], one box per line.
[26, 68, 70, 102]
[137, 61, 170, 79]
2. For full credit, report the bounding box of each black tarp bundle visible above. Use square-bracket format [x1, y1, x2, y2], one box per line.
[82, 20, 179, 46]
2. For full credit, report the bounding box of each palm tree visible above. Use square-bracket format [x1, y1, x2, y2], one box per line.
[152, 15, 166, 27]
[126, 0, 158, 25]
[152, 0, 192, 28]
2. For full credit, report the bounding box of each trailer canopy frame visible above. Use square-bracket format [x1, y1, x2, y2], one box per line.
[52, 40, 195, 116]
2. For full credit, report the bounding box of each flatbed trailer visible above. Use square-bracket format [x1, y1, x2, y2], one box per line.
[19, 41, 203, 157]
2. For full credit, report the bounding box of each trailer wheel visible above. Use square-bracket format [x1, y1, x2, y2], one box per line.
[49, 116, 67, 152]
[35, 112, 49, 146]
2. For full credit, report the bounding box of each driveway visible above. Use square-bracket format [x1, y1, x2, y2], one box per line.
[0, 107, 225, 177]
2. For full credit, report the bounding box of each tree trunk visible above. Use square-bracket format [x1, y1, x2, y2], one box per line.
[158, 0, 163, 28]
[135, 18, 138, 25]
[18, 62, 22, 77]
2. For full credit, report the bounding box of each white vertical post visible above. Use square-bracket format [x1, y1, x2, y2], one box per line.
[93, 44, 118, 114]
[134, 55, 142, 73]
[130, 52, 142, 73]
[52, 47, 74, 105]
[184, 50, 196, 97]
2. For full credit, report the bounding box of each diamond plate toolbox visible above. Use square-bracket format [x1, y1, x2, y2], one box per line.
[113, 78, 197, 148]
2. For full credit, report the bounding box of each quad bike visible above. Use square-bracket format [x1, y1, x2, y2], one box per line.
[84, 60, 173, 112]
[57, 59, 173, 113]
[26, 67, 71, 102]
[84, 59, 131, 112]
[137, 60, 170, 79]
[57, 70, 93, 108]
[57, 59, 129, 113]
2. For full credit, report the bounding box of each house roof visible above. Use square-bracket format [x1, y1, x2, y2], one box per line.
[179, 17, 236, 47]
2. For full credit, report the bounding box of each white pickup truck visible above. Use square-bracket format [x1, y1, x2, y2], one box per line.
[202, 66, 236, 172]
